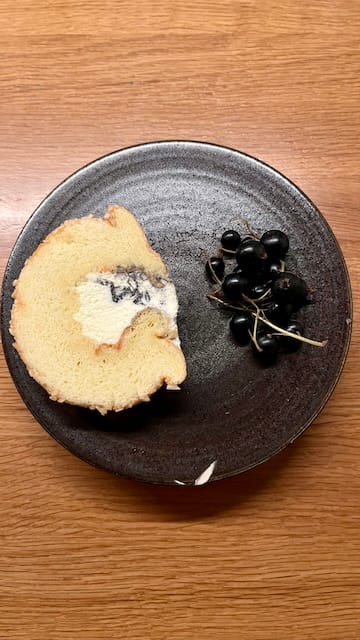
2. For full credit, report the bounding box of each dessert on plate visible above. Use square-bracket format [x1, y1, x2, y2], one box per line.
[10, 205, 186, 414]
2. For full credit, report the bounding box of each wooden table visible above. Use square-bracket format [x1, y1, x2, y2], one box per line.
[1, 2, 359, 638]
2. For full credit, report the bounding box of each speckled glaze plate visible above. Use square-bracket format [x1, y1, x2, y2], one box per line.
[1, 142, 352, 485]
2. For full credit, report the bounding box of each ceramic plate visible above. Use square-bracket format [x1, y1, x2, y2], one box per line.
[1, 142, 352, 484]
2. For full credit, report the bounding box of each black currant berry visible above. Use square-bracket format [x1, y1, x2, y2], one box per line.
[221, 230, 241, 251]
[222, 273, 249, 300]
[261, 230, 289, 260]
[271, 271, 308, 305]
[247, 283, 269, 299]
[236, 240, 268, 271]
[268, 261, 283, 280]
[280, 320, 304, 353]
[266, 301, 294, 326]
[229, 312, 252, 345]
[253, 333, 279, 365]
[206, 257, 225, 282]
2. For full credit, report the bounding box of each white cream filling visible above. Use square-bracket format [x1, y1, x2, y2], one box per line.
[74, 269, 180, 347]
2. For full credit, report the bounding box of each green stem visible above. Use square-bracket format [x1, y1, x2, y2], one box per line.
[207, 259, 223, 286]
[256, 315, 327, 347]
[207, 292, 327, 348]
[251, 288, 271, 303]
[221, 247, 236, 255]
[251, 308, 261, 351]
[207, 294, 247, 313]
[242, 293, 259, 310]
[241, 218, 260, 240]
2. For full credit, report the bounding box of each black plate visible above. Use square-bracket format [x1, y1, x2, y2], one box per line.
[1, 141, 352, 485]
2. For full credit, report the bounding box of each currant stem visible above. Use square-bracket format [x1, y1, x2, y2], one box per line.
[220, 247, 236, 255]
[251, 288, 271, 303]
[256, 315, 327, 347]
[251, 308, 262, 351]
[207, 293, 327, 348]
[241, 218, 260, 240]
[207, 259, 223, 286]
[207, 294, 247, 313]
[242, 293, 260, 310]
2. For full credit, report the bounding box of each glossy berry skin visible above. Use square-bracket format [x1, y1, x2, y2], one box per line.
[229, 312, 252, 345]
[261, 230, 289, 260]
[253, 333, 279, 365]
[271, 271, 308, 305]
[267, 301, 294, 326]
[221, 230, 241, 251]
[206, 257, 225, 282]
[237, 238, 267, 283]
[248, 283, 269, 299]
[280, 320, 304, 353]
[222, 273, 249, 300]
[268, 261, 283, 280]
[236, 240, 268, 271]
[241, 236, 254, 246]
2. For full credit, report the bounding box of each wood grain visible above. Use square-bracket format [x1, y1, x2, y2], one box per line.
[0, 2, 359, 638]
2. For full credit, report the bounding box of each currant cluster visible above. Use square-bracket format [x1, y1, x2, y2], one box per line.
[206, 225, 326, 365]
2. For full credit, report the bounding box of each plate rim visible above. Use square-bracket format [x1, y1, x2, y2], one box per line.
[1, 140, 353, 484]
